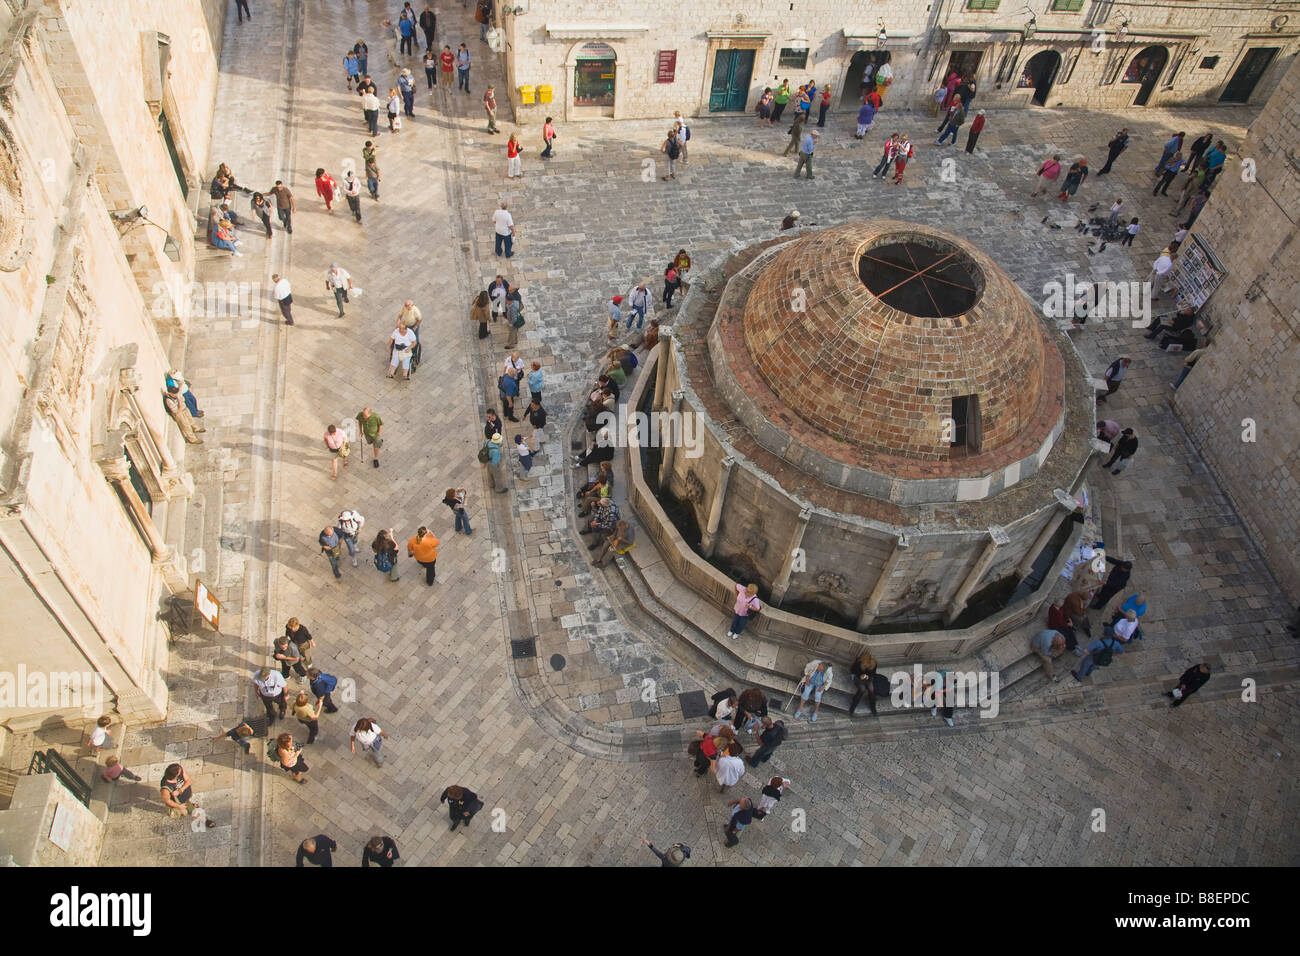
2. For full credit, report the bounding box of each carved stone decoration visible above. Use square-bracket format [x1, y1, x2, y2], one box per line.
[892, 579, 942, 614]
[682, 469, 705, 503]
[814, 570, 847, 593]
[0, 115, 36, 273]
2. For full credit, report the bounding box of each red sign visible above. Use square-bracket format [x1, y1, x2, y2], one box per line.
[656, 50, 677, 83]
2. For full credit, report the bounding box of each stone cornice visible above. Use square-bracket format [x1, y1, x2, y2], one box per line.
[545, 23, 650, 40]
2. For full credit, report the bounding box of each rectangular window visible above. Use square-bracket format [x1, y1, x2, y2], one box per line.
[1050, 0, 1084, 11]
[966, 0, 1001, 10]
[1199, 56, 1220, 70]
[778, 47, 809, 69]
[950, 395, 983, 454]
[159, 110, 188, 200]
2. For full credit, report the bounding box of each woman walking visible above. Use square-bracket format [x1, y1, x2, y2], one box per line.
[276, 732, 309, 783]
[351, 717, 389, 765]
[442, 488, 473, 535]
[314, 167, 337, 211]
[662, 265, 682, 310]
[471, 289, 491, 340]
[541, 116, 556, 158]
[855, 97, 876, 138]
[407, 525, 439, 585]
[506, 132, 523, 179]
[422, 47, 437, 90]
[371, 528, 400, 580]
[292, 692, 324, 745]
[387, 88, 400, 131]
[1057, 157, 1088, 202]
[250, 191, 273, 237]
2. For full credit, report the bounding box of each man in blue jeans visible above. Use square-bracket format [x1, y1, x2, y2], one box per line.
[492, 201, 514, 257]
[749, 717, 786, 766]
[624, 281, 651, 329]
[456, 43, 471, 92]
[937, 104, 965, 146]
[1071, 610, 1138, 680]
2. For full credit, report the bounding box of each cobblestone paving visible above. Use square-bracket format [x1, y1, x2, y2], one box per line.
[90, 0, 1300, 866]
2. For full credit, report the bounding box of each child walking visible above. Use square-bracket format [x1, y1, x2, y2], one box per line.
[1121, 218, 1139, 247]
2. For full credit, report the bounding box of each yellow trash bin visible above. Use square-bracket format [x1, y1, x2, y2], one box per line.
[538, 84, 553, 104]
[519, 85, 536, 105]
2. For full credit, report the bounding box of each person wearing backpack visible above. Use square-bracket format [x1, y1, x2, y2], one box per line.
[336, 508, 366, 567]
[481, 433, 507, 493]
[505, 286, 525, 348]
[1072, 609, 1138, 680]
[673, 112, 690, 164]
[661, 127, 680, 181]
[371, 528, 400, 580]
[749, 716, 787, 766]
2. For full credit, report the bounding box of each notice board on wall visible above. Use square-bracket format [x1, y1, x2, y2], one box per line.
[656, 50, 677, 83]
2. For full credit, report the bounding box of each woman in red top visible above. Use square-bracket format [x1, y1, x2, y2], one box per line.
[314, 167, 337, 211]
[817, 85, 832, 128]
[438, 45, 455, 90]
[541, 116, 556, 158]
[506, 132, 523, 179]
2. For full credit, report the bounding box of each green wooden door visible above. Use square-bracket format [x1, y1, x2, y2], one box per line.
[709, 49, 754, 112]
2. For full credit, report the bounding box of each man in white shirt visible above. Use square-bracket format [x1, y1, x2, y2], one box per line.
[673, 112, 689, 164]
[388, 321, 417, 379]
[624, 281, 652, 330]
[342, 170, 363, 222]
[272, 273, 293, 325]
[325, 263, 353, 317]
[361, 89, 381, 136]
[253, 667, 288, 723]
[492, 201, 515, 258]
[336, 509, 366, 566]
[1147, 247, 1176, 297]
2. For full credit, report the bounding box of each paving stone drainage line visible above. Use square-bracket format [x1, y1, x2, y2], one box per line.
[231, 0, 302, 868]
[441, 102, 659, 763]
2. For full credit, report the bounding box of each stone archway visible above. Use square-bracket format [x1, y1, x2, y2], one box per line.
[1020, 50, 1062, 106]
[1124, 45, 1168, 106]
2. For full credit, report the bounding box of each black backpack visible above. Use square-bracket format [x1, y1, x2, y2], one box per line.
[1093, 637, 1118, 668]
[665, 137, 680, 159]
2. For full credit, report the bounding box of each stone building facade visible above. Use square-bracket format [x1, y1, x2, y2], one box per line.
[1172, 54, 1300, 607]
[632, 221, 1095, 637]
[495, 0, 1299, 122]
[0, 0, 227, 727]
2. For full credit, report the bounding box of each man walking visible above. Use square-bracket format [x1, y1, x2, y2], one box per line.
[482, 432, 508, 493]
[484, 86, 500, 133]
[1102, 427, 1139, 474]
[325, 263, 353, 316]
[319, 524, 345, 579]
[492, 201, 515, 258]
[341, 171, 362, 222]
[356, 407, 383, 467]
[398, 13, 416, 57]
[749, 716, 787, 766]
[336, 508, 365, 567]
[407, 526, 440, 585]
[1097, 128, 1130, 176]
[456, 43, 471, 93]
[398, 68, 416, 117]
[253, 666, 288, 725]
[296, 835, 337, 867]
[272, 273, 293, 325]
[267, 180, 295, 234]
[361, 86, 381, 135]
[419, 4, 436, 51]
[307, 667, 340, 713]
[440, 785, 482, 831]
[1154, 132, 1184, 174]
[439, 44, 455, 90]
[624, 280, 651, 330]
[1096, 356, 1131, 403]
[364, 144, 381, 200]
[794, 129, 818, 180]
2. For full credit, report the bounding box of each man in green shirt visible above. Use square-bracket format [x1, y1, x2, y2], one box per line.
[772, 79, 791, 124]
[356, 407, 384, 468]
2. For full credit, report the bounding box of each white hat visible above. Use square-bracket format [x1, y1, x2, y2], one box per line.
[790, 210, 800, 219]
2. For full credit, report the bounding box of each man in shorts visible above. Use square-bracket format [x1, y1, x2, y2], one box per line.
[793, 659, 833, 722]
[388, 321, 417, 380]
[356, 407, 384, 468]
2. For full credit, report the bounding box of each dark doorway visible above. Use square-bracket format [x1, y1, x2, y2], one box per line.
[842, 50, 891, 106]
[945, 50, 983, 86]
[709, 48, 755, 112]
[1020, 50, 1062, 106]
[1124, 46, 1168, 106]
[1220, 47, 1277, 104]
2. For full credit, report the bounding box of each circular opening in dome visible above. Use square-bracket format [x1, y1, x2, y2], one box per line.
[859, 239, 981, 317]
